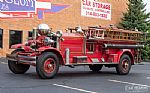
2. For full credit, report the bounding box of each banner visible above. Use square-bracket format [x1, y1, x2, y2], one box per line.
[81, 0, 111, 20]
[0, 0, 69, 19]
[0, 0, 35, 12]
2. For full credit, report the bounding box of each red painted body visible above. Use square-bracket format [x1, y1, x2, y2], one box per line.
[6, 26, 144, 78]
[59, 33, 138, 65]
[7, 27, 143, 67]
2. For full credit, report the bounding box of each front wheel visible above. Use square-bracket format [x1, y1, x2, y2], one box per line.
[116, 54, 131, 75]
[8, 50, 30, 74]
[36, 52, 59, 79]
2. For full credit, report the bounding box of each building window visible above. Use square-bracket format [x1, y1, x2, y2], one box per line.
[9, 30, 22, 48]
[0, 28, 3, 48]
[28, 31, 33, 37]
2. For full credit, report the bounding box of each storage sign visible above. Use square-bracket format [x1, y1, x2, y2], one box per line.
[81, 0, 111, 20]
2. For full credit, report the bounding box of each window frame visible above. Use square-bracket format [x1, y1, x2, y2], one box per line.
[28, 31, 33, 38]
[0, 28, 3, 48]
[9, 30, 23, 48]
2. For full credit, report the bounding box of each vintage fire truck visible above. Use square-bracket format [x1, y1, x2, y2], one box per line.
[6, 24, 144, 79]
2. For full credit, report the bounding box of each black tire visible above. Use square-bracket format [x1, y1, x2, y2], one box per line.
[8, 50, 30, 74]
[36, 52, 59, 79]
[116, 54, 131, 75]
[89, 65, 103, 72]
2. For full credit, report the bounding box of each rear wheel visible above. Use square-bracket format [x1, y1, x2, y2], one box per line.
[89, 65, 103, 72]
[8, 50, 30, 74]
[116, 54, 131, 75]
[36, 52, 59, 79]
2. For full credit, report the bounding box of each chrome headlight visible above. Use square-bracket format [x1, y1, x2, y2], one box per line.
[44, 37, 54, 44]
[56, 30, 63, 37]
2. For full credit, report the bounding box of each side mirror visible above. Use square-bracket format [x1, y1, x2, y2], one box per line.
[56, 30, 63, 37]
[75, 26, 83, 33]
[76, 26, 82, 32]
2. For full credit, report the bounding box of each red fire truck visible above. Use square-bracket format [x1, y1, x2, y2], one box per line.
[6, 25, 144, 79]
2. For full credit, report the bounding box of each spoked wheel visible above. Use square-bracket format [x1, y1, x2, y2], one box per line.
[89, 65, 103, 72]
[116, 54, 131, 75]
[8, 50, 30, 74]
[36, 52, 59, 79]
[44, 58, 56, 74]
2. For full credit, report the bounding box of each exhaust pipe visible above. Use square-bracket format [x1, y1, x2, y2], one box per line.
[104, 44, 144, 49]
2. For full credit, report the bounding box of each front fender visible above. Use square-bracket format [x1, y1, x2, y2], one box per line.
[37, 46, 56, 52]
[38, 46, 65, 65]
[37, 46, 63, 56]
[11, 44, 24, 49]
[11, 44, 34, 52]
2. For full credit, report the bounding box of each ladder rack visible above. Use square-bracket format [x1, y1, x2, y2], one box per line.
[84, 26, 144, 42]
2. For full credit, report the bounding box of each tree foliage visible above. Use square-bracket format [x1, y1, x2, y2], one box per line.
[142, 36, 150, 60]
[119, 0, 150, 32]
[119, 0, 150, 60]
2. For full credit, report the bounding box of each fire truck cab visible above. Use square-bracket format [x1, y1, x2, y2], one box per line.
[6, 25, 144, 79]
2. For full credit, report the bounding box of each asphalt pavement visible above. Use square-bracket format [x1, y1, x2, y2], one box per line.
[0, 58, 150, 93]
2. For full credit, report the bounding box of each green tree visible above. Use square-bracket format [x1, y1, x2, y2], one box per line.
[142, 37, 150, 60]
[119, 0, 150, 60]
[119, 0, 150, 32]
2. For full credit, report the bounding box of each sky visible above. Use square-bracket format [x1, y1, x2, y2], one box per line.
[143, 0, 150, 13]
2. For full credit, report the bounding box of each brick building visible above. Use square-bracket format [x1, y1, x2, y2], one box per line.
[0, 0, 128, 56]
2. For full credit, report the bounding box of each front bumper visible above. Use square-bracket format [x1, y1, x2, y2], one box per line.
[6, 53, 36, 65]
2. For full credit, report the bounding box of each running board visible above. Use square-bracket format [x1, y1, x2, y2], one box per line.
[66, 62, 118, 66]
[73, 56, 87, 63]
